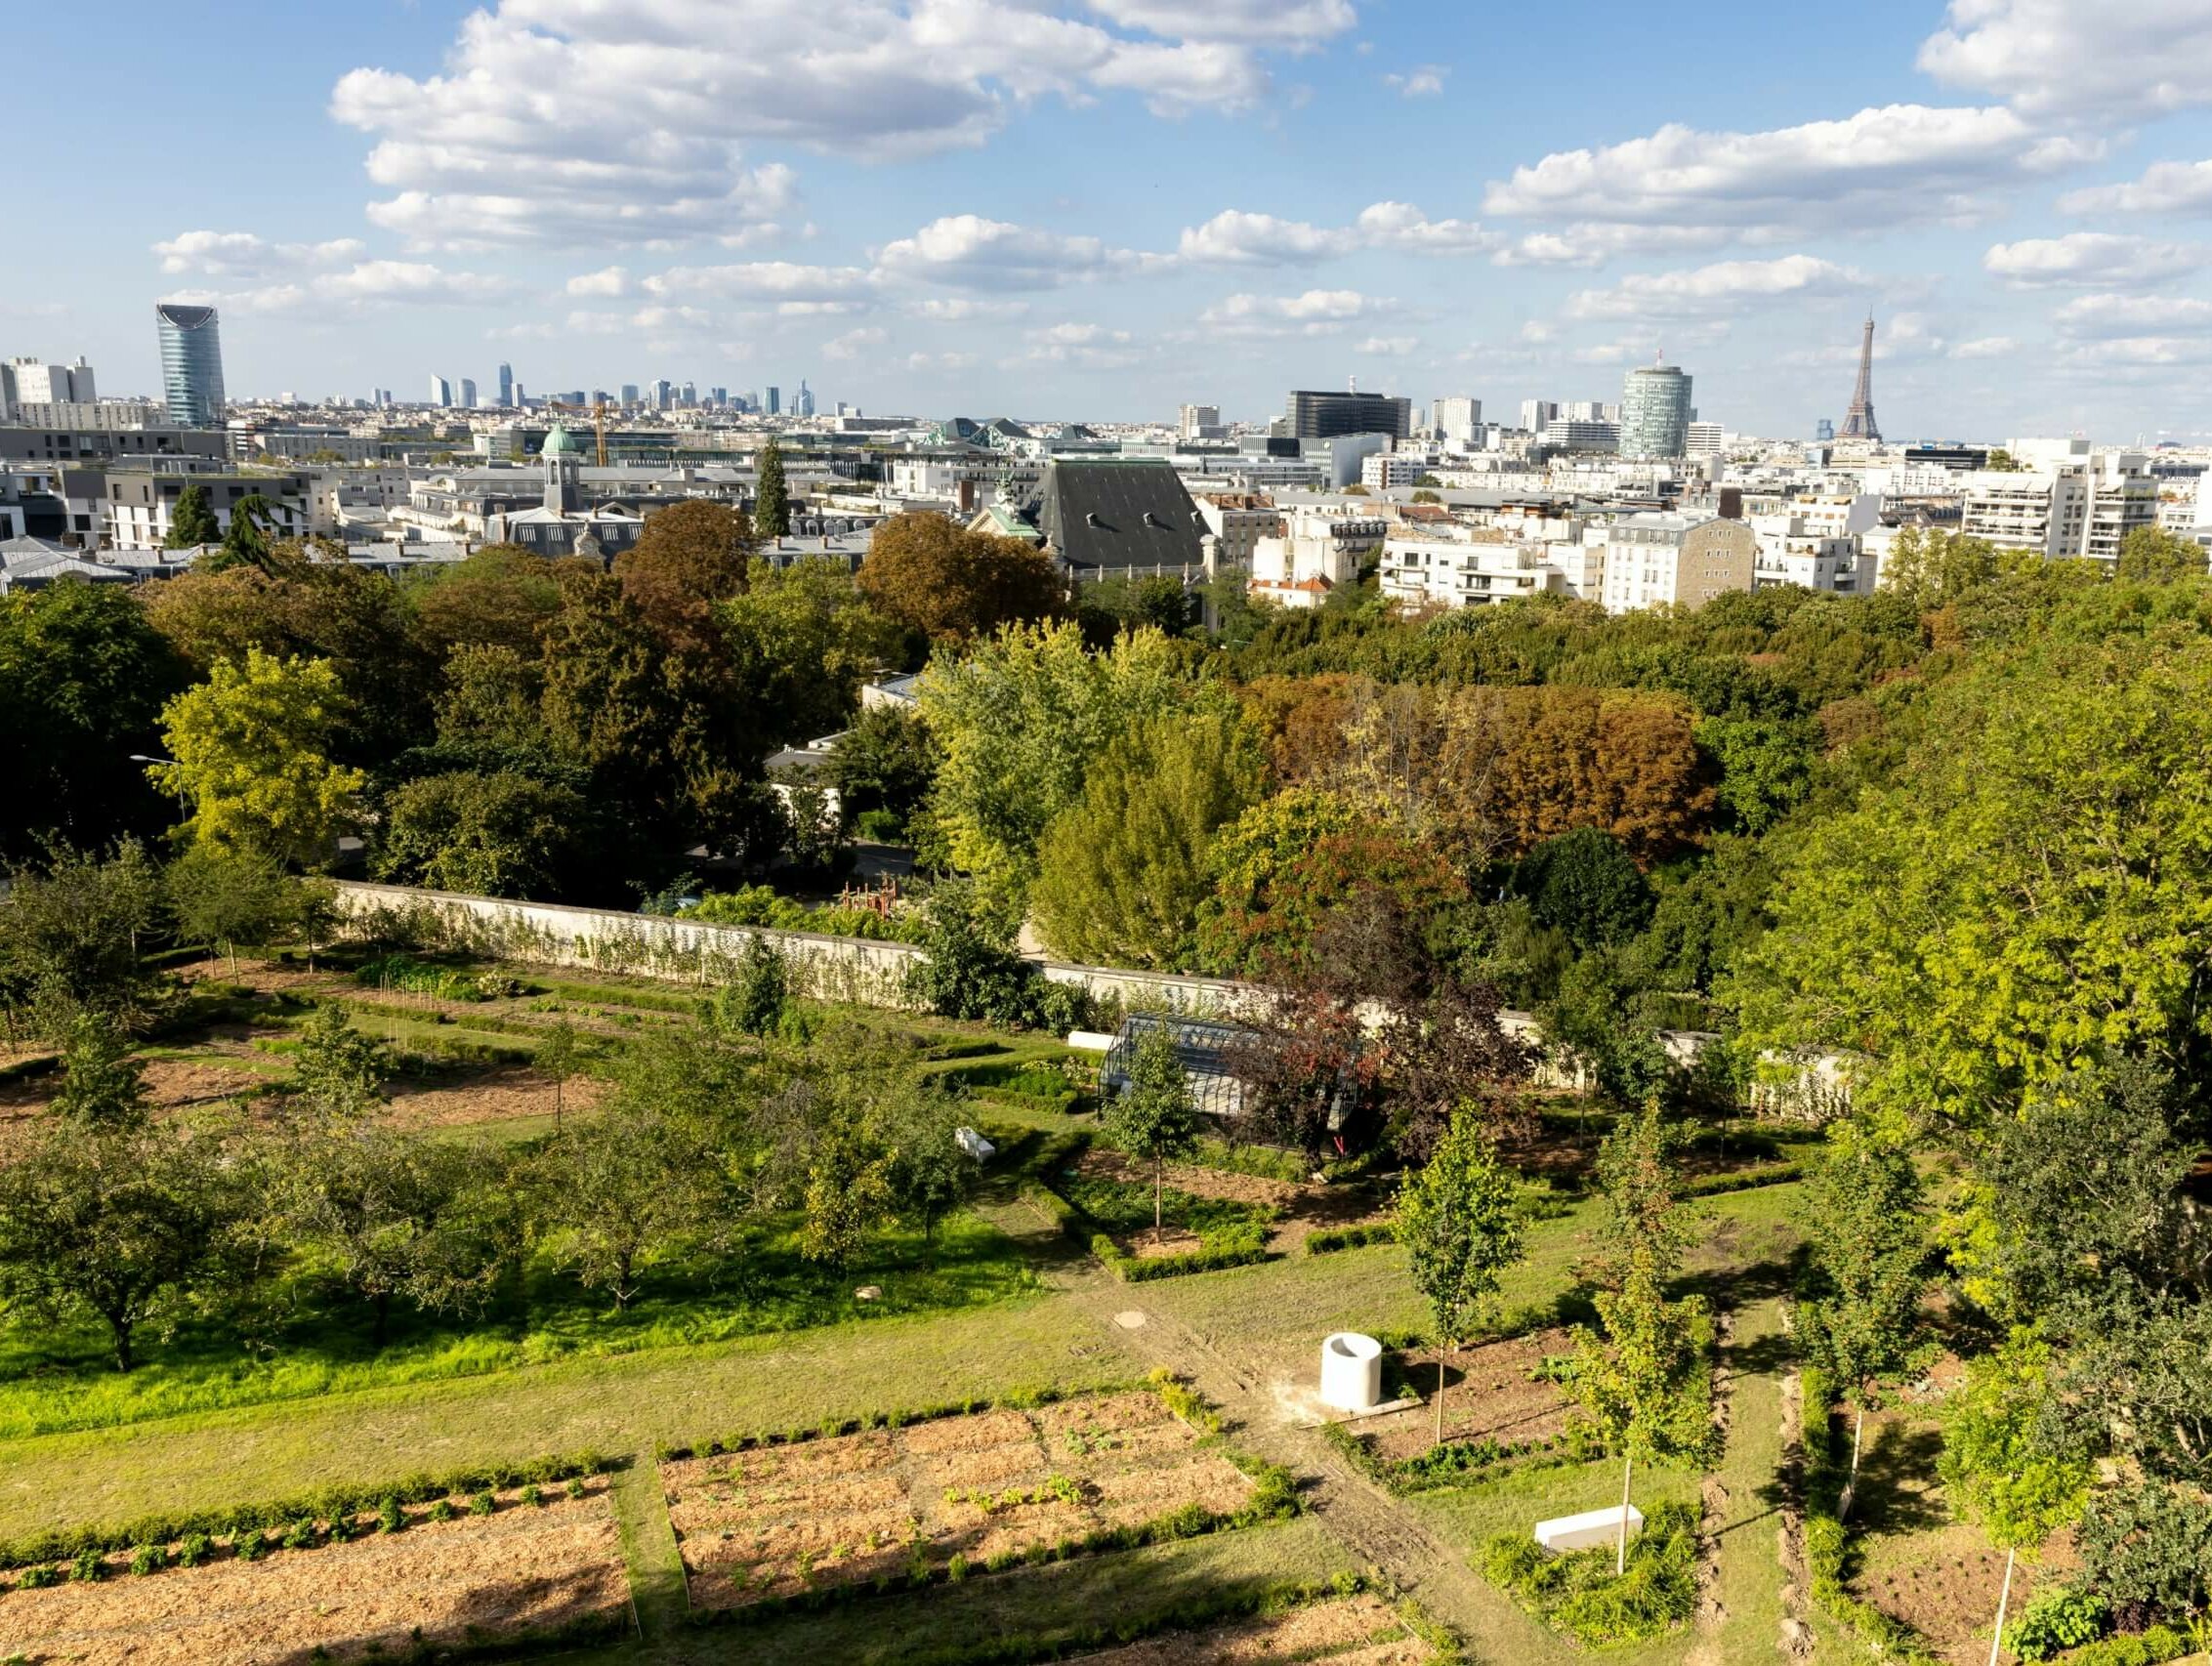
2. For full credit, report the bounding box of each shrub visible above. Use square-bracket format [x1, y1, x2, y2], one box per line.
[176, 1533, 211, 1569]
[565, 1479, 585, 1500]
[469, 1491, 495, 1517]
[18, 1563, 62, 1589]
[282, 1519, 319, 1550]
[377, 1496, 404, 1534]
[2058, 1626, 2194, 1666]
[128, 1543, 164, 1576]
[1480, 1500, 1699, 1645]
[354, 953, 489, 1003]
[69, 1547, 103, 1582]
[428, 1499, 455, 1523]
[233, 1531, 264, 1562]
[521, 1483, 545, 1509]
[1306, 1222, 1398, 1256]
[1148, 1369, 1224, 1434]
[2009, 1589, 2111, 1661]
[856, 809, 903, 843]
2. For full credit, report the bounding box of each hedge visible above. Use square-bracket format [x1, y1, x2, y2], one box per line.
[1091, 1230, 1271, 1283]
[1801, 1366, 1939, 1663]
[2051, 1627, 2197, 1666]
[1321, 1419, 1584, 1495]
[657, 1384, 1116, 1464]
[1681, 1161, 1806, 1197]
[1306, 1222, 1398, 1256]
[0, 1450, 616, 1576]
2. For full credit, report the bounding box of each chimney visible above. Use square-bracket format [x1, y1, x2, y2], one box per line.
[1718, 486, 1743, 521]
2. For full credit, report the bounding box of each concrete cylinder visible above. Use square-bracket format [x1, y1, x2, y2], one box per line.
[1319, 1332, 1383, 1412]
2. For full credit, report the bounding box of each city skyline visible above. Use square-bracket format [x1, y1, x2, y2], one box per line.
[7, 0, 2212, 437]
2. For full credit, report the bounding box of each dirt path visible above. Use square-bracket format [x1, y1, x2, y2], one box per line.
[1068, 1279, 1507, 1647]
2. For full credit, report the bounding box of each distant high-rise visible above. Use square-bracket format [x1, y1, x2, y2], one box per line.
[1816, 417, 1835, 442]
[1285, 388, 1409, 440]
[795, 380, 815, 418]
[1177, 402, 1222, 439]
[429, 374, 452, 407]
[1434, 396, 1482, 444]
[680, 380, 697, 407]
[459, 377, 478, 408]
[1618, 359, 1692, 459]
[620, 383, 640, 405]
[497, 362, 514, 406]
[1839, 313, 1881, 442]
[652, 378, 673, 409]
[766, 386, 781, 416]
[154, 303, 227, 426]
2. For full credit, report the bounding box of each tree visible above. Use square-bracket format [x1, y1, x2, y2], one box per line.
[1515, 828, 1653, 951]
[0, 579, 187, 860]
[151, 648, 368, 866]
[433, 644, 550, 752]
[856, 514, 1064, 644]
[373, 770, 590, 898]
[715, 936, 790, 1037]
[165, 843, 309, 977]
[1796, 1131, 1931, 1517]
[538, 1018, 581, 1128]
[532, 1104, 717, 1309]
[876, 1083, 976, 1249]
[902, 881, 1045, 1027]
[1879, 526, 2006, 607]
[617, 501, 753, 652]
[753, 437, 791, 539]
[2116, 524, 2206, 584]
[0, 841, 166, 1036]
[1941, 1333, 2092, 1666]
[288, 1003, 389, 1121]
[1398, 1109, 1524, 1441]
[827, 704, 939, 827]
[204, 493, 277, 573]
[164, 483, 221, 550]
[1570, 1102, 1713, 1574]
[1101, 1026, 1202, 1241]
[411, 545, 564, 659]
[917, 620, 1184, 887]
[1031, 706, 1263, 969]
[0, 1120, 232, 1370]
[49, 1011, 150, 1131]
[1693, 715, 1816, 834]
[722, 559, 911, 746]
[799, 1117, 894, 1270]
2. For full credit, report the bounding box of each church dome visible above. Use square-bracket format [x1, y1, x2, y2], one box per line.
[542, 422, 581, 457]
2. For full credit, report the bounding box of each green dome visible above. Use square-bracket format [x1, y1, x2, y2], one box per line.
[542, 422, 581, 457]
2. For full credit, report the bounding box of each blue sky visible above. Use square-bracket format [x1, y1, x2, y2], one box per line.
[9, 0, 2212, 438]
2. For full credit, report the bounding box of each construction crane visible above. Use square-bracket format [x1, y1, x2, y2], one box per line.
[547, 396, 612, 467]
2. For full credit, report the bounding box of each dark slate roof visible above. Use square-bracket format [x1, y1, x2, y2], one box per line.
[1037, 459, 1205, 573]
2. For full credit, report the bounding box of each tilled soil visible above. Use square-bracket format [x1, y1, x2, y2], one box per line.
[1064, 1594, 1432, 1663]
[662, 1389, 1254, 1612]
[1358, 1328, 1578, 1462]
[0, 1483, 627, 1665]
[1073, 1149, 1389, 1253]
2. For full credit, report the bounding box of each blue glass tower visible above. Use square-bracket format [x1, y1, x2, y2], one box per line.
[155, 303, 227, 427]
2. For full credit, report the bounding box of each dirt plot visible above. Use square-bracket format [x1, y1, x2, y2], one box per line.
[1357, 1328, 1579, 1463]
[1072, 1149, 1388, 1253]
[0, 1482, 628, 1665]
[381, 1063, 605, 1130]
[1066, 1594, 1432, 1664]
[664, 1389, 1256, 1612]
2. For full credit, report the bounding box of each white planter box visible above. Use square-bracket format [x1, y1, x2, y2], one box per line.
[1534, 1504, 1644, 1554]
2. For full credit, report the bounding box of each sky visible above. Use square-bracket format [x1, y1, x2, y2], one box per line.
[8, 0, 2212, 440]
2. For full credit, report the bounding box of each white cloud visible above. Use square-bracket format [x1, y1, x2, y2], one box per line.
[1493, 224, 1728, 268]
[872, 215, 1166, 289]
[2053, 293, 2212, 337]
[1178, 201, 1492, 264]
[1354, 334, 1417, 354]
[153, 230, 366, 276]
[564, 305, 717, 335]
[1949, 336, 2021, 358]
[1483, 104, 2066, 257]
[903, 297, 1032, 320]
[1918, 0, 2212, 118]
[2062, 159, 2212, 217]
[565, 266, 631, 297]
[166, 261, 509, 316]
[645, 262, 876, 301]
[1026, 321, 1133, 346]
[1563, 255, 1869, 321]
[2059, 335, 2212, 368]
[822, 326, 889, 360]
[329, 0, 1331, 247]
[904, 350, 981, 370]
[1983, 233, 2207, 288]
[1197, 288, 1396, 339]
[1384, 64, 1447, 98]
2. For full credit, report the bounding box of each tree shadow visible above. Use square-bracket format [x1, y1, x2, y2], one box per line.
[1848, 1422, 1949, 1538]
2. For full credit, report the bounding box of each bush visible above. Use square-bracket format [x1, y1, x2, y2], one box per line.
[856, 809, 903, 843]
[70, 1547, 103, 1582]
[128, 1543, 164, 1576]
[428, 1499, 455, 1523]
[684, 884, 918, 942]
[18, 1562, 63, 1588]
[1680, 1160, 1805, 1197]
[2057, 1626, 2194, 1666]
[1480, 1500, 1699, 1645]
[2009, 1589, 2111, 1661]
[1306, 1223, 1397, 1256]
[469, 1491, 495, 1517]
[176, 1533, 211, 1568]
[377, 1496, 404, 1534]
[354, 953, 490, 1003]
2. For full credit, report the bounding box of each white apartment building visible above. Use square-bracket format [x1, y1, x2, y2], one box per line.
[1685, 422, 1725, 458]
[1434, 396, 1482, 446]
[1380, 530, 1567, 610]
[1177, 402, 1224, 440]
[1959, 438, 2159, 566]
[0, 357, 96, 419]
[1360, 452, 1437, 491]
[1601, 513, 1759, 613]
[1192, 494, 1283, 572]
[1541, 418, 1620, 454]
[1749, 513, 1869, 596]
[1249, 506, 1387, 608]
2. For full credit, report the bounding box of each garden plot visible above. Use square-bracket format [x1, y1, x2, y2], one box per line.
[1067, 1149, 1384, 1257]
[664, 1389, 1261, 1612]
[1355, 1327, 1579, 1465]
[0, 1481, 627, 1665]
[1066, 1594, 1434, 1664]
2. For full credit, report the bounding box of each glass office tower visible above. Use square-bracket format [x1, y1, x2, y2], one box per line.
[154, 303, 227, 427]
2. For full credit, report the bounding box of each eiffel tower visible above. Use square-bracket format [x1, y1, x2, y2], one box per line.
[1839, 312, 1881, 441]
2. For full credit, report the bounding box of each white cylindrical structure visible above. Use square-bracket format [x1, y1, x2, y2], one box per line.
[1319, 1332, 1383, 1412]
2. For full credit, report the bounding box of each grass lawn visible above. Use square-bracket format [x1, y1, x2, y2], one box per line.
[0, 1211, 1037, 1440]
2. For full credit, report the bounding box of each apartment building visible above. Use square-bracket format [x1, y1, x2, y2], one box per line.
[1379, 529, 1567, 610]
[1959, 438, 2158, 566]
[1600, 513, 1757, 611]
[104, 470, 313, 551]
[1249, 505, 1387, 607]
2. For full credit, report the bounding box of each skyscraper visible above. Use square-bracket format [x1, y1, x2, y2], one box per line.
[1434, 396, 1482, 444]
[497, 362, 514, 406]
[766, 386, 780, 416]
[1618, 359, 1692, 459]
[154, 303, 226, 426]
[620, 383, 640, 405]
[459, 377, 478, 409]
[795, 380, 815, 418]
[1839, 313, 1881, 442]
[1285, 388, 1409, 439]
[429, 374, 452, 407]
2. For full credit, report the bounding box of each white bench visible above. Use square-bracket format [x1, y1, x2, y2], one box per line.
[1533, 1504, 1643, 1554]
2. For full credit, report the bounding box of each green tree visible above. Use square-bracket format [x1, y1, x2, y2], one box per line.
[0, 841, 166, 1037]
[164, 483, 221, 550]
[1397, 1108, 1525, 1440]
[799, 1118, 894, 1270]
[902, 881, 1043, 1027]
[152, 648, 368, 866]
[876, 1083, 977, 1249]
[1570, 1101, 1713, 1574]
[1515, 827, 1652, 951]
[373, 770, 589, 897]
[721, 558, 911, 745]
[917, 619, 1184, 887]
[49, 1011, 150, 1131]
[0, 1120, 233, 1370]
[2116, 524, 2206, 583]
[1941, 1333, 2092, 1666]
[287, 1003, 389, 1121]
[1878, 526, 2006, 607]
[1031, 706, 1262, 969]
[165, 843, 308, 977]
[538, 1017, 582, 1128]
[753, 437, 791, 539]
[411, 545, 564, 659]
[1693, 715, 1816, 834]
[1796, 1130, 1931, 1516]
[532, 1104, 718, 1309]
[1101, 1026, 1202, 1241]
[827, 703, 939, 827]
[203, 493, 278, 573]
